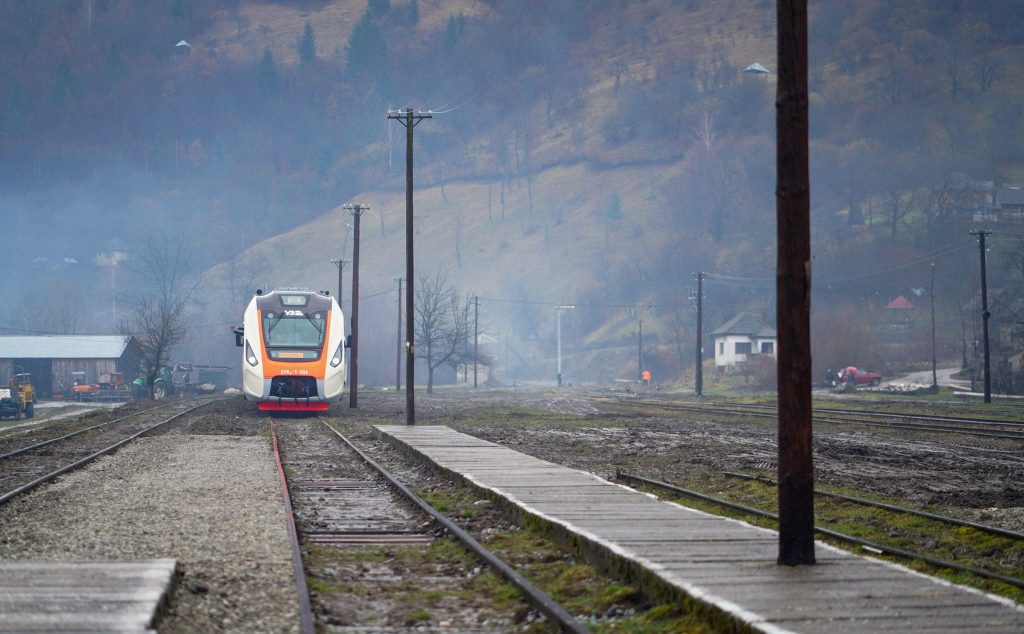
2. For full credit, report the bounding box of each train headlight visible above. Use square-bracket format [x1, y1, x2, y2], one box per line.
[330, 342, 344, 368]
[245, 340, 259, 367]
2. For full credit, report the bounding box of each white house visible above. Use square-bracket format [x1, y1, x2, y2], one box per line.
[711, 312, 776, 372]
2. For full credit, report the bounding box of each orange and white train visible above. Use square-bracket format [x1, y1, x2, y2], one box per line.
[235, 288, 346, 411]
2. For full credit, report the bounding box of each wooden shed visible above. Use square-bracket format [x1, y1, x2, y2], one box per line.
[0, 336, 142, 398]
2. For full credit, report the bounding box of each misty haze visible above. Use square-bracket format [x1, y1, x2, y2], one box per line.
[1, 1, 1023, 633]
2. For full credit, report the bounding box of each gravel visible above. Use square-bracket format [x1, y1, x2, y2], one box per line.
[0, 425, 298, 633]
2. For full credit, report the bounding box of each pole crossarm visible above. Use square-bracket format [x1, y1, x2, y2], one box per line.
[343, 203, 371, 216]
[387, 109, 433, 127]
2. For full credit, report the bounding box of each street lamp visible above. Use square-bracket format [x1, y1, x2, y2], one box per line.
[556, 305, 575, 386]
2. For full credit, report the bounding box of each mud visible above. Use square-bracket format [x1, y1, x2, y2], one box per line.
[350, 387, 1024, 530]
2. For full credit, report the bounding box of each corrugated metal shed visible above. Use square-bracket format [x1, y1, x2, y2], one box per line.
[0, 336, 131, 359]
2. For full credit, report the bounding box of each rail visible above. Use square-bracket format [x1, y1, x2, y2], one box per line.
[609, 397, 1024, 441]
[0, 399, 219, 505]
[268, 419, 316, 634]
[723, 470, 1024, 541]
[617, 471, 1024, 590]
[319, 419, 592, 634]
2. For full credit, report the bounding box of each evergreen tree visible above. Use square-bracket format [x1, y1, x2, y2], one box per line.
[297, 20, 316, 64]
[346, 12, 386, 77]
[368, 0, 390, 19]
[258, 46, 278, 94]
[1, 78, 26, 140]
[443, 13, 467, 55]
[52, 56, 74, 111]
[105, 42, 126, 87]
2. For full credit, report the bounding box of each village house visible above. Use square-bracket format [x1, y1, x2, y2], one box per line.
[994, 186, 1024, 222]
[711, 311, 777, 373]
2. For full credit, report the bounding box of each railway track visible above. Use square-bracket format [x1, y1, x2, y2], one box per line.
[270, 416, 589, 633]
[0, 398, 219, 505]
[722, 470, 1024, 541]
[607, 396, 1024, 441]
[617, 471, 1024, 591]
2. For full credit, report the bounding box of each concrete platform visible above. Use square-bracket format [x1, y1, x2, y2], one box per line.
[376, 425, 1024, 634]
[0, 559, 176, 633]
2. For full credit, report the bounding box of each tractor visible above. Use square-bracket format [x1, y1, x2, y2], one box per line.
[132, 366, 176, 400]
[0, 371, 35, 419]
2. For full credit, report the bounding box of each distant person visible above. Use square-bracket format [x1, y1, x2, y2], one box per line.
[641, 369, 651, 386]
[826, 368, 835, 386]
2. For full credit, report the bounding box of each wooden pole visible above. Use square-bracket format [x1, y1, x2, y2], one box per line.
[695, 272, 704, 396]
[388, 109, 429, 423]
[931, 263, 937, 389]
[405, 110, 415, 424]
[473, 296, 479, 388]
[776, 0, 815, 565]
[972, 230, 992, 403]
[346, 204, 367, 409]
[638, 319, 643, 382]
[395, 277, 403, 392]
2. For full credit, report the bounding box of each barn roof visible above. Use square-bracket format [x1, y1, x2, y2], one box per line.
[711, 312, 776, 337]
[0, 336, 132, 359]
[996, 187, 1024, 206]
[885, 295, 915, 309]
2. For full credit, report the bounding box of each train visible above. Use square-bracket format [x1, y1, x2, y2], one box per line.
[235, 288, 347, 411]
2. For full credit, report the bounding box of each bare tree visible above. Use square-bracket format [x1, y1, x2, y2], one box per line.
[6, 281, 88, 335]
[120, 232, 196, 399]
[692, 110, 743, 241]
[414, 271, 471, 393]
[226, 251, 263, 304]
[48, 281, 88, 334]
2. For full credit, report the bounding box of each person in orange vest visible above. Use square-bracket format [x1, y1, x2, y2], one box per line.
[641, 369, 651, 386]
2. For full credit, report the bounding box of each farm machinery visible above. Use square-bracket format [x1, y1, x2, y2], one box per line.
[0, 371, 35, 419]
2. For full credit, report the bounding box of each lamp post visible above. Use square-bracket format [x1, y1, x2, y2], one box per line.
[556, 305, 575, 386]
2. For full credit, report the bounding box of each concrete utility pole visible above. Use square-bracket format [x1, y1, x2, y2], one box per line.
[694, 272, 705, 396]
[776, 0, 815, 566]
[556, 305, 575, 386]
[473, 296, 479, 388]
[638, 319, 643, 381]
[388, 108, 431, 425]
[344, 203, 369, 409]
[971, 230, 992, 403]
[395, 278, 403, 392]
[329, 258, 350, 304]
[930, 263, 938, 390]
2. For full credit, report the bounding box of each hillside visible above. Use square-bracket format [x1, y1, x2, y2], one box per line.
[4, 1, 1024, 386]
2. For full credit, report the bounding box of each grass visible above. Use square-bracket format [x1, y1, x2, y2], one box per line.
[639, 470, 1024, 604]
[417, 486, 721, 633]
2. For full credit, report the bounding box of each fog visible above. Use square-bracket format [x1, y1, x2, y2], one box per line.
[2, 1, 1023, 390]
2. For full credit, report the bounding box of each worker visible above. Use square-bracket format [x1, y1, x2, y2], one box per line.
[641, 369, 651, 386]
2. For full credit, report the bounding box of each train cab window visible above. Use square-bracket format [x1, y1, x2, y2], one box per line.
[280, 295, 309, 307]
[262, 311, 326, 350]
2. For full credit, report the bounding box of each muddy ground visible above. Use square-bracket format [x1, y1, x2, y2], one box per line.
[334, 387, 1024, 531]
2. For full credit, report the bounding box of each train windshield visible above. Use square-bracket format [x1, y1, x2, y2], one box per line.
[262, 311, 326, 348]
